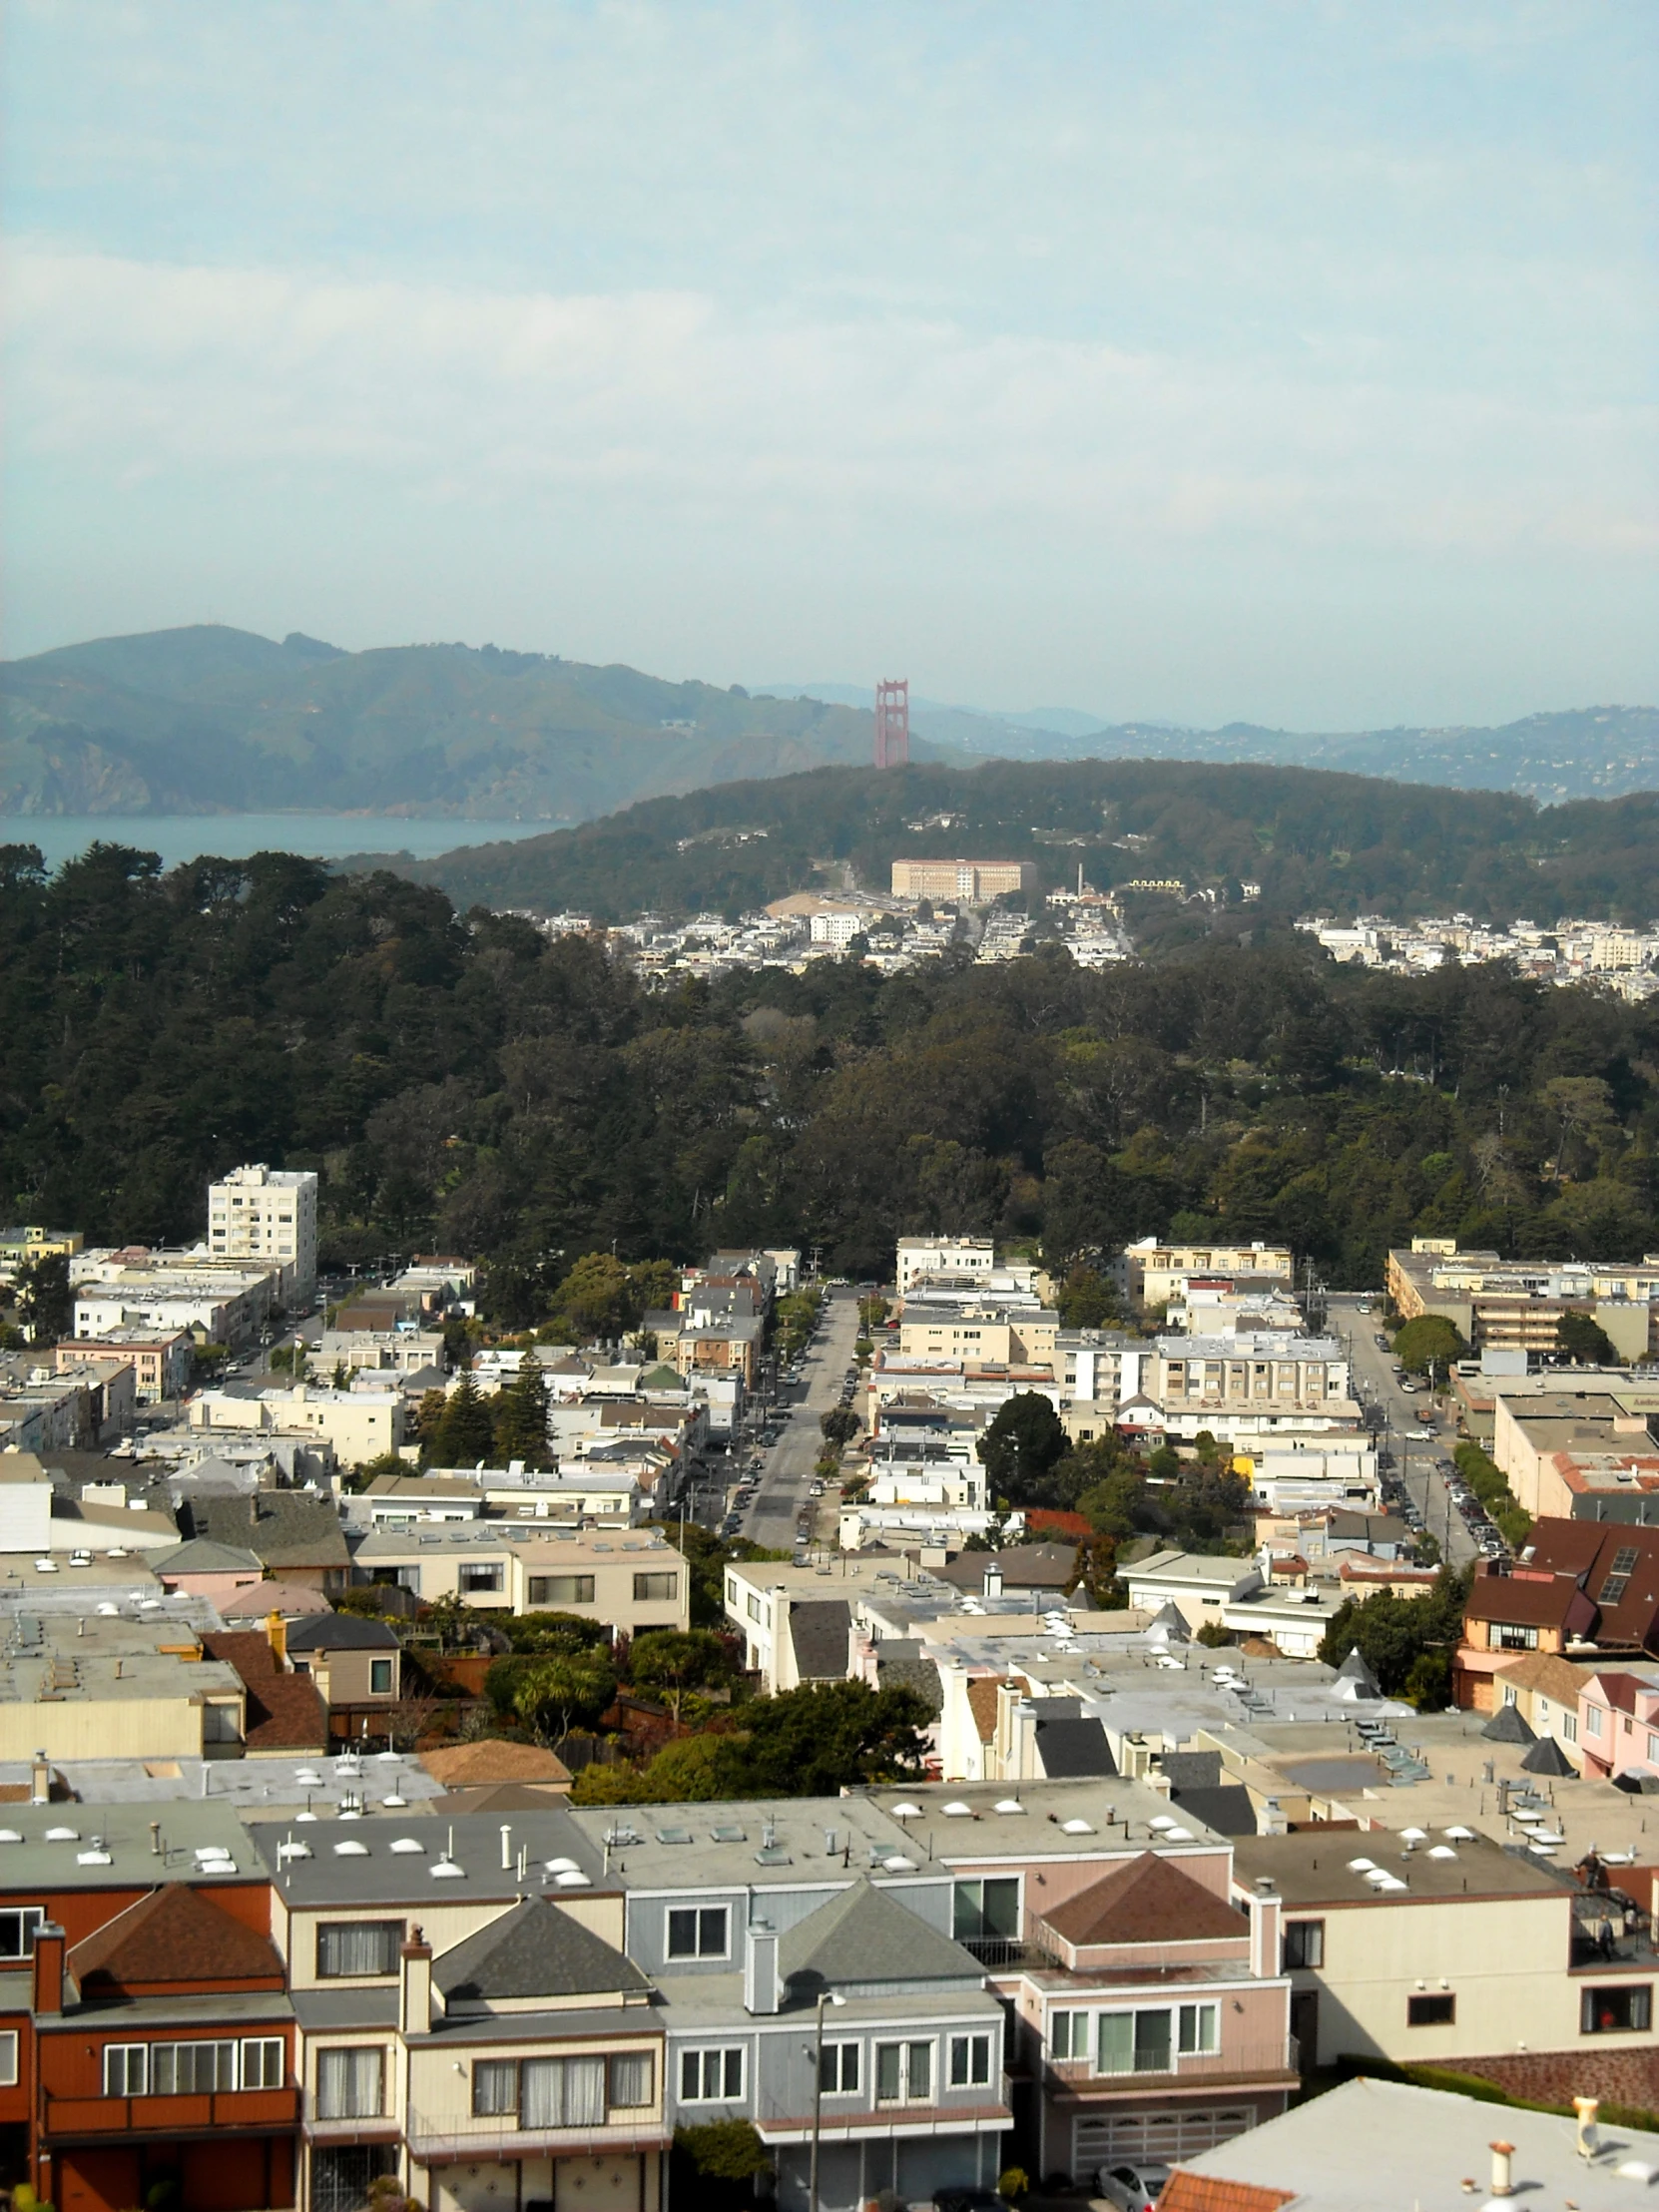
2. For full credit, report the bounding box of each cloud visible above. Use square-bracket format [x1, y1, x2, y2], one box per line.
[8, 247, 1653, 566]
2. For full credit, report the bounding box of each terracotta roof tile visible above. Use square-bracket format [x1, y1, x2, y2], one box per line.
[1157, 2177, 1294, 2212]
[965, 1677, 1001, 1744]
[1040, 1851, 1245, 1948]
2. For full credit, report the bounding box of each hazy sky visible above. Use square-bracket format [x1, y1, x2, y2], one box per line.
[3, 2, 1654, 726]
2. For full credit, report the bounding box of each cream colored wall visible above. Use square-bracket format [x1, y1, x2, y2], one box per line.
[284, 1899, 518, 1988]
[1287, 1893, 1655, 2065]
[0, 1695, 204, 1761]
[405, 2030, 662, 2147]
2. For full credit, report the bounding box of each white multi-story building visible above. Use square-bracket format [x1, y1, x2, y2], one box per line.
[207, 1163, 318, 1307]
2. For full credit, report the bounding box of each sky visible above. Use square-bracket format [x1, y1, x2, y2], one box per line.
[2, 1, 1655, 728]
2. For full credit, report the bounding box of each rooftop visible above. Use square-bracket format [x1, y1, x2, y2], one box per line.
[1231, 1825, 1568, 1909]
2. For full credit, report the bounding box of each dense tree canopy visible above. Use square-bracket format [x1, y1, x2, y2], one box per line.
[2, 841, 1657, 1296]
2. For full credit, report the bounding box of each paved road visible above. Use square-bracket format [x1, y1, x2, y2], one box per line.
[741, 1288, 861, 1549]
[1327, 1292, 1477, 1565]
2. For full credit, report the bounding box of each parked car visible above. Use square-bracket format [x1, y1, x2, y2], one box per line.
[1095, 2163, 1172, 2212]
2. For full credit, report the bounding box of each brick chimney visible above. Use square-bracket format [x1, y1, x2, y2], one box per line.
[32, 1924, 66, 2017]
[399, 1925, 432, 2034]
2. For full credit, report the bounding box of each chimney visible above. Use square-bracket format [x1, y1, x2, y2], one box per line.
[1250, 1882, 1281, 1979]
[1573, 2097, 1599, 2160]
[32, 1923, 66, 2018]
[399, 1925, 433, 2034]
[30, 1750, 51, 1806]
[267, 1612, 286, 1665]
[744, 1922, 780, 2015]
[982, 1562, 1003, 1603]
[1488, 2141, 1514, 2198]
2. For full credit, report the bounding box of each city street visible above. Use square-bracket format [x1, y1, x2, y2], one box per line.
[1326, 1291, 1477, 1566]
[740, 1287, 861, 1549]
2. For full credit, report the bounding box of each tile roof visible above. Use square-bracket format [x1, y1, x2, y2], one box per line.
[69, 1884, 286, 1994]
[201, 1630, 328, 1752]
[778, 1878, 983, 1990]
[433, 1896, 647, 2006]
[1522, 1518, 1659, 1648]
[419, 1741, 573, 1787]
[965, 1677, 1001, 1744]
[1040, 1852, 1245, 1948]
[1464, 1571, 1586, 1631]
[1157, 2179, 1294, 2212]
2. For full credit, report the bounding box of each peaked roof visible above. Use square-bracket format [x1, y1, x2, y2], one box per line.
[200, 1630, 328, 1752]
[965, 1676, 1001, 1744]
[433, 1896, 646, 2004]
[779, 1877, 981, 1990]
[220, 1578, 332, 1618]
[1481, 1700, 1537, 1743]
[1333, 1647, 1382, 1699]
[183, 1491, 350, 1568]
[1520, 1733, 1577, 1776]
[420, 1740, 573, 1787]
[1034, 1715, 1117, 1778]
[151, 1537, 265, 1575]
[1147, 1600, 1191, 1642]
[1040, 1851, 1245, 1948]
[788, 1599, 851, 1681]
[285, 1611, 400, 1651]
[69, 1884, 285, 1992]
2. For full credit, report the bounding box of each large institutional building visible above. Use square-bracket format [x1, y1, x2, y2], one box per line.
[890, 857, 1039, 901]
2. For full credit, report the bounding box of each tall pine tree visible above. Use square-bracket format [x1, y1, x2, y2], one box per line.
[431, 1373, 495, 1467]
[492, 1359, 552, 1469]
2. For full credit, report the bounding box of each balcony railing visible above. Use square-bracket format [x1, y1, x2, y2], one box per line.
[45, 2085, 301, 2138]
[961, 1936, 1048, 1969]
[752, 2086, 1014, 2144]
[1046, 2037, 1298, 2090]
[405, 2111, 670, 2162]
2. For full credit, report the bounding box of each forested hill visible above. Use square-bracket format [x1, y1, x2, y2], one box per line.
[1, 841, 1655, 1294]
[0, 625, 898, 821]
[377, 759, 1659, 925]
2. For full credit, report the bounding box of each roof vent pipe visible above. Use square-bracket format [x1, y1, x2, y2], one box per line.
[1488, 2141, 1514, 2198]
[1574, 2096, 1600, 2160]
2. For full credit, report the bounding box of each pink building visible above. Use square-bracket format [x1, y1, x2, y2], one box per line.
[151, 1535, 266, 1606]
[1579, 1664, 1659, 1781]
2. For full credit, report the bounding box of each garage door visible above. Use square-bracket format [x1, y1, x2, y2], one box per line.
[1074, 2107, 1252, 2174]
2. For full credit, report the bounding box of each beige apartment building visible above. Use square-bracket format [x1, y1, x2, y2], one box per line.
[889, 858, 1038, 901]
[350, 1526, 691, 1632]
[1117, 1238, 1295, 1310]
[1387, 1240, 1659, 1360]
[208, 1162, 319, 1304]
[897, 1306, 1059, 1364]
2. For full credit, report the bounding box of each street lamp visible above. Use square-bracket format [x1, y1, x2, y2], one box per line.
[808, 1986, 846, 2212]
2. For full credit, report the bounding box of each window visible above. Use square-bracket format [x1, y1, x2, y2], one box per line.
[1598, 1546, 1640, 1605]
[1050, 2011, 1086, 2061]
[1582, 1985, 1651, 2034]
[747, 1593, 763, 1623]
[316, 2046, 385, 2119]
[104, 2044, 150, 2096]
[0, 2031, 16, 2087]
[242, 2038, 285, 2089]
[1586, 1705, 1605, 1737]
[1493, 1624, 1538, 1651]
[668, 1906, 729, 1959]
[635, 1572, 678, 1601]
[473, 2061, 519, 2116]
[1563, 1712, 1578, 1743]
[949, 2032, 994, 2088]
[522, 2056, 605, 2127]
[819, 2042, 860, 2094]
[1283, 1920, 1325, 1969]
[1098, 2011, 1172, 2075]
[1178, 2004, 1220, 2056]
[458, 1562, 503, 1594]
[726, 1578, 738, 1605]
[0, 1907, 44, 1959]
[529, 1574, 595, 1606]
[874, 2041, 933, 2103]
[152, 2041, 237, 2094]
[369, 1659, 393, 1694]
[316, 1922, 401, 1978]
[1407, 1994, 1456, 2027]
[680, 2047, 744, 2101]
[951, 1878, 1019, 1941]
[609, 2051, 654, 2108]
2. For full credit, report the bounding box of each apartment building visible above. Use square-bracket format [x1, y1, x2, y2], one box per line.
[73, 1260, 280, 1353]
[1453, 1521, 1659, 1710]
[889, 860, 1037, 902]
[54, 1331, 193, 1404]
[0, 1226, 84, 1286]
[1116, 1240, 1294, 1311]
[0, 1604, 250, 1763]
[1387, 1240, 1659, 1361]
[189, 1383, 405, 1466]
[208, 1166, 319, 1307]
[1155, 1335, 1349, 1411]
[1491, 1383, 1659, 1521]
[895, 1239, 997, 1296]
[349, 1527, 689, 1633]
[897, 1305, 1060, 1366]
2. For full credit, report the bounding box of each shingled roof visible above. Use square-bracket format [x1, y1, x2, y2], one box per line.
[69, 1885, 286, 1995]
[788, 1599, 851, 1682]
[201, 1630, 328, 1752]
[779, 1878, 982, 1992]
[1040, 1851, 1245, 1949]
[181, 1491, 350, 1573]
[420, 1740, 573, 1787]
[433, 1897, 647, 2009]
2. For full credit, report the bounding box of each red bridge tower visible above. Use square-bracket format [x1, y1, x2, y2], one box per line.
[873, 678, 909, 769]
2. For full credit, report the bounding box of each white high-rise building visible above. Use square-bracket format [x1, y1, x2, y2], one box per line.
[207, 1164, 318, 1307]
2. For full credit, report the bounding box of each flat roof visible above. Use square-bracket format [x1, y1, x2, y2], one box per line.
[860, 1778, 1229, 1861]
[1232, 1826, 1567, 1908]
[0, 1798, 260, 1890]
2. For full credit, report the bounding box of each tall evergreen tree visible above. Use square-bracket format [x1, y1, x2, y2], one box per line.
[492, 1359, 552, 1468]
[431, 1373, 495, 1467]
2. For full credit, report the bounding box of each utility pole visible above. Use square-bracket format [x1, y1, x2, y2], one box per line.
[808, 1984, 845, 2212]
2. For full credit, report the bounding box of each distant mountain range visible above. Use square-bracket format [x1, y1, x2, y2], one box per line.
[760, 683, 1659, 804]
[0, 623, 1653, 822]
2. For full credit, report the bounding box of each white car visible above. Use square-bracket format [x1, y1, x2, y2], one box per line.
[1095, 2162, 1171, 2211]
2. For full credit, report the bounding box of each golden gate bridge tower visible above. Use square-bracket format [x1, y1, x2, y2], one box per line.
[873, 677, 909, 769]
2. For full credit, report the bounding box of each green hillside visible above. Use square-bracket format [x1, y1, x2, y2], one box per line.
[378, 757, 1659, 925]
[0, 625, 899, 821]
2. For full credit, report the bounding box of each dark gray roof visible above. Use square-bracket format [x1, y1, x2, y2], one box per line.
[778, 1878, 981, 1992]
[1167, 1785, 1257, 1836]
[433, 1896, 647, 2005]
[1157, 1750, 1224, 1793]
[182, 1490, 350, 1569]
[1481, 1702, 1537, 1744]
[1520, 1734, 1575, 1776]
[788, 1599, 851, 1681]
[285, 1612, 400, 1652]
[1033, 1716, 1117, 1779]
[933, 1541, 1077, 1591]
[874, 1641, 943, 1718]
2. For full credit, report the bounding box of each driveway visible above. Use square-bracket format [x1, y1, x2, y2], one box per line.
[741, 1287, 861, 1549]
